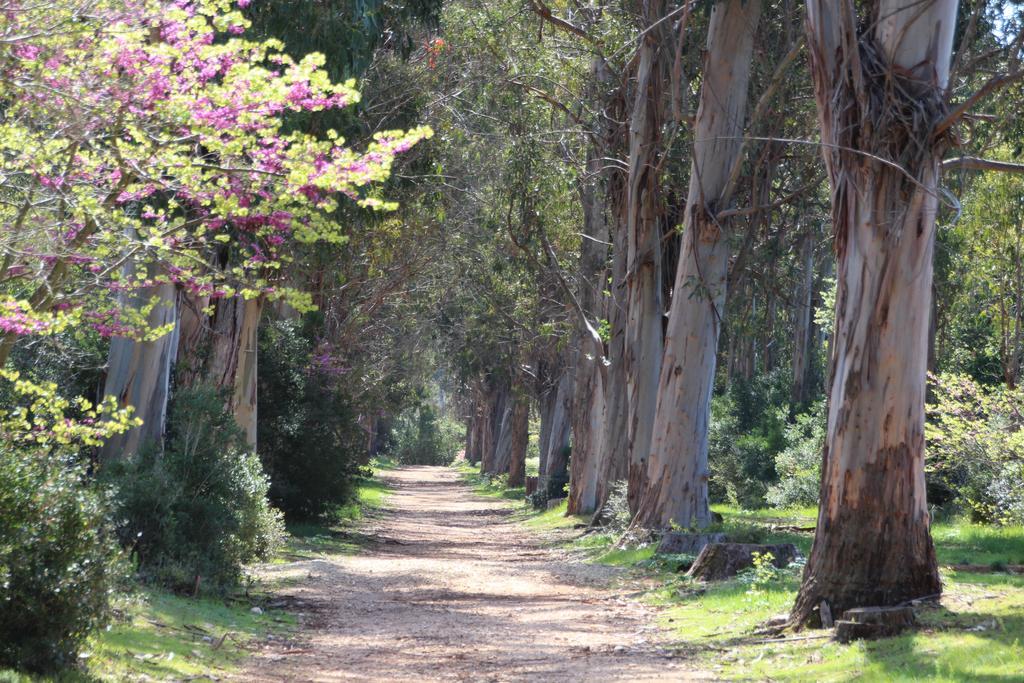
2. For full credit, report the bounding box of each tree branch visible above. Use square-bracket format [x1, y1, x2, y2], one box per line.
[943, 156, 1024, 174]
[935, 69, 1024, 138]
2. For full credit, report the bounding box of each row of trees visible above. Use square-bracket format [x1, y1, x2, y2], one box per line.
[429, 0, 1024, 626]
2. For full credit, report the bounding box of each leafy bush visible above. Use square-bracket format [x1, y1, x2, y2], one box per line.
[927, 373, 1024, 524]
[258, 320, 368, 519]
[105, 386, 284, 592]
[767, 401, 825, 508]
[389, 402, 463, 465]
[709, 371, 788, 508]
[0, 448, 125, 673]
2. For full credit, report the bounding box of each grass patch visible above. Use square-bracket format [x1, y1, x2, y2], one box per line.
[1, 588, 296, 682]
[520, 499, 1024, 681]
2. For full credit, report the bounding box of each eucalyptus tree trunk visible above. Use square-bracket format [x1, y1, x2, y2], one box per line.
[634, 0, 762, 529]
[481, 382, 509, 475]
[507, 394, 529, 488]
[790, 0, 954, 625]
[538, 359, 572, 489]
[790, 229, 816, 409]
[568, 89, 613, 514]
[99, 282, 179, 462]
[624, 0, 666, 514]
[596, 132, 631, 508]
[490, 394, 515, 476]
[207, 296, 262, 448]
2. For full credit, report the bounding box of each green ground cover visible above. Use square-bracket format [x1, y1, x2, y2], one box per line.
[468, 467, 1024, 681]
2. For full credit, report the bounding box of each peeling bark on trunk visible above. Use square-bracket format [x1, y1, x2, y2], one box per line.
[538, 359, 573, 486]
[635, 0, 762, 529]
[507, 394, 529, 488]
[624, 0, 667, 514]
[481, 382, 509, 475]
[207, 296, 263, 448]
[99, 283, 179, 462]
[568, 89, 613, 514]
[596, 151, 631, 507]
[491, 394, 515, 476]
[568, 333, 607, 514]
[790, 0, 953, 626]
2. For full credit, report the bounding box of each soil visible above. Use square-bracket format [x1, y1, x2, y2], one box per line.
[240, 466, 709, 682]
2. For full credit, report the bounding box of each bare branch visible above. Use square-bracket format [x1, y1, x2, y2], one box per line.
[943, 156, 1024, 174]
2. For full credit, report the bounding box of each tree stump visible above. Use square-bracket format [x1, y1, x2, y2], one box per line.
[686, 543, 801, 581]
[656, 532, 728, 555]
[834, 606, 916, 643]
[525, 476, 539, 496]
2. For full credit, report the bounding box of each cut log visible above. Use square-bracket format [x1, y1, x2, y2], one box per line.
[656, 532, 728, 555]
[834, 606, 916, 643]
[686, 543, 801, 581]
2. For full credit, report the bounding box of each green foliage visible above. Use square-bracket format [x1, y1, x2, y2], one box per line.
[708, 371, 789, 508]
[258, 320, 368, 520]
[767, 401, 826, 508]
[0, 447, 125, 673]
[927, 373, 1024, 524]
[388, 402, 463, 466]
[104, 386, 284, 593]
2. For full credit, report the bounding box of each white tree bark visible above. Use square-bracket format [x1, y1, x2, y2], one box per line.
[791, 0, 955, 624]
[99, 282, 179, 461]
[635, 0, 762, 529]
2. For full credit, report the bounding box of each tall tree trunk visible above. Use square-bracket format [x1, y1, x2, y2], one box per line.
[507, 394, 529, 488]
[481, 381, 510, 474]
[490, 394, 515, 475]
[207, 296, 263, 448]
[99, 283, 179, 462]
[635, 0, 762, 529]
[790, 0, 954, 626]
[568, 80, 613, 514]
[791, 228, 816, 410]
[624, 0, 666, 514]
[538, 359, 573, 492]
[596, 134, 631, 508]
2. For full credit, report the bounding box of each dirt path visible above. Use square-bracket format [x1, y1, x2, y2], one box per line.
[242, 466, 704, 682]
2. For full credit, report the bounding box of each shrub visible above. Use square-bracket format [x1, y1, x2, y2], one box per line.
[708, 371, 789, 508]
[389, 402, 463, 466]
[105, 386, 284, 592]
[926, 373, 1024, 524]
[767, 401, 825, 508]
[0, 448, 125, 673]
[258, 320, 368, 519]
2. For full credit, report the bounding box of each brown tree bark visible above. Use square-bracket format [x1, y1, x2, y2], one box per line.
[507, 394, 529, 488]
[790, 0, 954, 626]
[206, 296, 263, 447]
[634, 0, 762, 529]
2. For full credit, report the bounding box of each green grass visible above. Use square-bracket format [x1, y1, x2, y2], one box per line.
[452, 460, 526, 500]
[517, 499, 1024, 681]
[0, 588, 297, 682]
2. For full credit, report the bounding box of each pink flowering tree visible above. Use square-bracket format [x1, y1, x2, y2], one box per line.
[0, 0, 430, 446]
